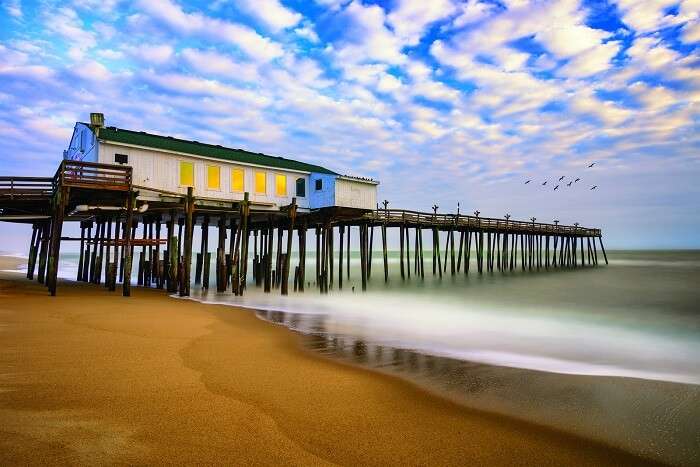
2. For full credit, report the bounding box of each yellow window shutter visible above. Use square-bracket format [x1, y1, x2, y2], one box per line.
[207, 165, 220, 190]
[255, 171, 266, 194]
[275, 174, 286, 196]
[180, 161, 194, 187]
[231, 168, 244, 192]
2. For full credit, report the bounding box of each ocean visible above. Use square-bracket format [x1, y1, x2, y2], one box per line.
[15, 248, 700, 465]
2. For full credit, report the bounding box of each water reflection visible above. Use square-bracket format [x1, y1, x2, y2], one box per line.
[254, 307, 700, 467]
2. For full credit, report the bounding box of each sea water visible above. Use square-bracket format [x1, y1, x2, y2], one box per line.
[28, 249, 700, 465]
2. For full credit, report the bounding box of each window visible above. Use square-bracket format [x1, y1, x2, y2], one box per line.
[255, 171, 266, 194]
[114, 153, 128, 164]
[231, 168, 244, 192]
[315, 179, 323, 191]
[296, 178, 306, 197]
[180, 161, 194, 187]
[275, 174, 287, 196]
[207, 165, 220, 190]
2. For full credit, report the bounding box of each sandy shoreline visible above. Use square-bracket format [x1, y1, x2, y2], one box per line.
[0, 257, 658, 465]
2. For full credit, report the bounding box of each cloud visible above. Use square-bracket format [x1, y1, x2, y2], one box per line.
[333, 1, 406, 65]
[681, 20, 700, 43]
[294, 23, 320, 43]
[4, 0, 22, 17]
[387, 0, 457, 46]
[137, 0, 284, 62]
[128, 44, 174, 64]
[232, 0, 302, 32]
[559, 41, 621, 77]
[181, 48, 259, 82]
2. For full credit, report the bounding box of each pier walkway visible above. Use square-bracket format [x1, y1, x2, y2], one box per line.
[0, 160, 607, 297]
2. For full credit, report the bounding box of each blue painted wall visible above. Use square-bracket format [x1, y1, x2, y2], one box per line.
[309, 173, 336, 209]
[63, 123, 98, 162]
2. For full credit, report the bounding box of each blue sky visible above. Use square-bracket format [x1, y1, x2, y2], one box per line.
[0, 0, 699, 250]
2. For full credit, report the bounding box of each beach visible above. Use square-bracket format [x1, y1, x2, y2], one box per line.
[0, 255, 658, 466]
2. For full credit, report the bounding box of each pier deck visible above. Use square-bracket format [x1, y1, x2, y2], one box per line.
[0, 160, 607, 297]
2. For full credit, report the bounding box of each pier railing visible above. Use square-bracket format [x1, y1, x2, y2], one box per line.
[368, 209, 600, 237]
[0, 176, 54, 200]
[54, 160, 132, 191]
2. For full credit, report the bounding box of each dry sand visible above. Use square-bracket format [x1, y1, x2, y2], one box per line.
[0, 256, 658, 466]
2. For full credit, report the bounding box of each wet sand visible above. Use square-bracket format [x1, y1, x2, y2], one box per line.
[0, 258, 658, 465]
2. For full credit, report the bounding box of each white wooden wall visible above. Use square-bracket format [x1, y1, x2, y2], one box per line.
[334, 178, 377, 210]
[98, 143, 310, 209]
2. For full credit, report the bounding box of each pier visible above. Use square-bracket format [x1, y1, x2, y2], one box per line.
[0, 159, 607, 297]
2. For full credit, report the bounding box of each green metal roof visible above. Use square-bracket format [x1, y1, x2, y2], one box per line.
[88, 124, 338, 175]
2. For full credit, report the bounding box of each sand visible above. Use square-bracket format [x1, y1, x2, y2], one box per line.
[0, 257, 658, 466]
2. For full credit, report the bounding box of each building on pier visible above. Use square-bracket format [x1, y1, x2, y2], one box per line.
[64, 113, 378, 212]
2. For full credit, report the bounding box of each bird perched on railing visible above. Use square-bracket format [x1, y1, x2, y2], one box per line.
[554, 185, 559, 191]
[558, 175, 565, 181]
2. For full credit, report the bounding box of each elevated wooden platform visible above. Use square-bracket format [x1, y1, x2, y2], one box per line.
[0, 160, 608, 298]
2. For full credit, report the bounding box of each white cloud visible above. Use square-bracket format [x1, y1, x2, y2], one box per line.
[560, 41, 620, 77]
[681, 20, 700, 43]
[233, 0, 302, 32]
[4, 0, 22, 17]
[181, 48, 259, 82]
[138, 0, 284, 62]
[450, 1, 496, 29]
[614, 0, 680, 33]
[334, 1, 406, 65]
[387, 0, 457, 46]
[128, 44, 174, 64]
[295, 24, 320, 43]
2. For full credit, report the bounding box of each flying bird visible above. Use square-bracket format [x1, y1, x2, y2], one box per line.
[542, 181, 547, 186]
[574, 178, 580, 183]
[554, 185, 559, 191]
[588, 162, 596, 168]
[525, 180, 531, 184]
[591, 185, 597, 190]
[567, 181, 573, 187]
[558, 176, 565, 181]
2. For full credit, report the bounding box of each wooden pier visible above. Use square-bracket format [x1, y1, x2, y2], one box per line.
[0, 160, 607, 297]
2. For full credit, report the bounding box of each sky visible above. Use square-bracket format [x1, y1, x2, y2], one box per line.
[0, 0, 699, 251]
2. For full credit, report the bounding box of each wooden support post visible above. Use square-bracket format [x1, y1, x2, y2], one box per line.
[464, 230, 471, 275]
[265, 221, 273, 293]
[486, 232, 492, 273]
[180, 187, 195, 297]
[47, 187, 68, 296]
[405, 225, 410, 279]
[418, 228, 425, 279]
[75, 223, 84, 281]
[339, 225, 344, 289]
[329, 224, 334, 289]
[382, 223, 388, 282]
[216, 215, 227, 293]
[109, 216, 120, 291]
[399, 225, 405, 279]
[25, 223, 40, 281]
[239, 193, 250, 294]
[368, 225, 374, 279]
[346, 225, 351, 279]
[37, 221, 50, 284]
[154, 216, 162, 288]
[449, 229, 456, 276]
[104, 218, 113, 288]
[315, 226, 320, 286]
[477, 231, 484, 274]
[597, 237, 608, 265]
[122, 191, 135, 297]
[298, 224, 306, 292]
[275, 224, 283, 288]
[360, 224, 367, 291]
[414, 227, 419, 275]
[281, 198, 297, 296]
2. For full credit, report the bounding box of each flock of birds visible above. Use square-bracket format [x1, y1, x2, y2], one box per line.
[524, 162, 598, 191]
